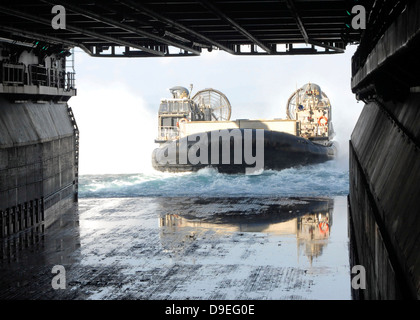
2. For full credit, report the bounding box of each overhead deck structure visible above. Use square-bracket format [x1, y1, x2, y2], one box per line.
[0, 0, 419, 300]
[0, 0, 364, 57]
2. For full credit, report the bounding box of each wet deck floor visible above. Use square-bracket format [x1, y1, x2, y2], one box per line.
[0, 196, 351, 300]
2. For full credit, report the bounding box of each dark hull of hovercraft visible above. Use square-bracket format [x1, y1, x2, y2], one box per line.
[152, 129, 336, 174]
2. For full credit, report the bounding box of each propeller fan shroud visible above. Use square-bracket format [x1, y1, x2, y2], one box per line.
[192, 88, 232, 121]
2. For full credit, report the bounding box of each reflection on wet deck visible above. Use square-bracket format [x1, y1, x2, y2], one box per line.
[0, 196, 350, 300]
[159, 198, 333, 265]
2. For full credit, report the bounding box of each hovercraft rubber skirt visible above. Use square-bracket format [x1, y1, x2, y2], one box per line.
[152, 129, 336, 174]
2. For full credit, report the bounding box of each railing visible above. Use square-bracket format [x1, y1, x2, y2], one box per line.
[0, 62, 75, 91]
[29, 64, 48, 86]
[49, 68, 59, 87]
[1, 63, 25, 85]
[65, 71, 76, 90]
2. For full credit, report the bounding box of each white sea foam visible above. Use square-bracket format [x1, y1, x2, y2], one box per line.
[79, 159, 349, 198]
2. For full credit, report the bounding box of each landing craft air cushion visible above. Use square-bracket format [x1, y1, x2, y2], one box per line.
[152, 83, 336, 174]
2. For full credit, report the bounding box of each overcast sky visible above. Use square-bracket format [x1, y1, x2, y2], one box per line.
[70, 44, 364, 174]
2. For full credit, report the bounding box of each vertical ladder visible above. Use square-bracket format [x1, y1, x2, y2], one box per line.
[67, 104, 79, 202]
